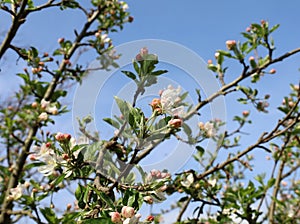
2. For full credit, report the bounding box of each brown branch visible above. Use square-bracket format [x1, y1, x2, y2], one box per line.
[176, 196, 192, 222]
[0, 6, 105, 223]
[197, 104, 299, 180]
[0, 0, 28, 59]
[268, 159, 285, 223]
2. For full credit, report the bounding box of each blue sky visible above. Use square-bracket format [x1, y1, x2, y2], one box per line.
[1, 1, 300, 223]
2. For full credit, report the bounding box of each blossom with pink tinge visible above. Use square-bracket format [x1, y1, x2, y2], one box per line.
[168, 118, 182, 128]
[121, 206, 135, 218]
[38, 112, 48, 121]
[144, 196, 153, 204]
[110, 211, 121, 223]
[226, 40, 236, 50]
[7, 183, 24, 200]
[269, 69, 276, 74]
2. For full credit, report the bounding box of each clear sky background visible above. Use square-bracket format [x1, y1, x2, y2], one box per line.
[0, 1, 300, 223]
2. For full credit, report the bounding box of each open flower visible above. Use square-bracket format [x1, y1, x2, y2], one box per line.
[41, 99, 58, 115]
[37, 154, 59, 176]
[161, 86, 183, 115]
[123, 214, 141, 224]
[38, 112, 48, 121]
[7, 183, 24, 200]
[181, 173, 194, 188]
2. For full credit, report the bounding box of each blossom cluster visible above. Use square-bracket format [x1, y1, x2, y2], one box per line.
[150, 85, 186, 128]
[110, 206, 141, 224]
[32, 98, 59, 122]
[198, 120, 222, 138]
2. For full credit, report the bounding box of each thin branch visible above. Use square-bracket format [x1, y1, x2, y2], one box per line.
[176, 196, 192, 222]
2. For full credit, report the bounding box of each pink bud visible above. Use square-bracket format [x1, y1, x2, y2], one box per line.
[31, 102, 38, 108]
[242, 110, 249, 117]
[29, 154, 36, 161]
[110, 212, 121, 223]
[249, 56, 255, 61]
[135, 53, 143, 61]
[64, 133, 71, 141]
[58, 38, 64, 43]
[140, 47, 148, 57]
[121, 206, 135, 218]
[269, 69, 276, 74]
[246, 27, 251, 32]
[207, 59, 213, 64]
[55, 132, 65, 142]
[144, 196, 153, 204]
[226, 40, 236, 50]
[147, 215, 155, 221]
[168, 118, 183, 128]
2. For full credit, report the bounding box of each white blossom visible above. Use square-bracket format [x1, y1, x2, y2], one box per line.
[120, 1, 129, 11]
[123, 214, 141, 224]
[181, 173, 194, 188]
[161, 85, 185, 117]
[41, 99, 58, 115]
[204, 121, 216, 137]
[8, 183, 23, 200]
[38, 112, 48, 121]
[37, 154, 58, 176]
[208, 179, 217, 187]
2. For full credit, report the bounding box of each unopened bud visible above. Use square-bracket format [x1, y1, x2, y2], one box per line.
[226, 40, 236, 50]
[269, 69, 276, 74]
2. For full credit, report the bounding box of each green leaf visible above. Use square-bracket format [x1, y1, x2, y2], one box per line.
[151, 70, 168, 76]
[267, 178, 276, 188]
[103, 118, 120, 129]
[40, 207, 59, 224]
[24, 162, 45, 170]
[269, 24, 280, 33]
[50, 173, 66, 186]
[81, 218, 112, 224]
[133, 61, 140, 74]
[61, 212, 80, 224]
[195, 146, 205, 157]
[182, 123, 192, 137]
[121, 70, 136, 80]
[218, 50, 233, 58]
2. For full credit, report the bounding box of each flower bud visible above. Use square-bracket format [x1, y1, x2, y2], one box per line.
[147, 215, 155, 221]
[207, 59, 213, 64]
[140, 47, 148, 57]
[29, 154, 36, 161]
[214, 52, 220, 59]
[62, 153, 69, 160]
[249, 56, 257, 68]
[144, 196, 153, 204]
[168, 118, 183, 128]
[31, 102, 38, 108]
[242, 110, 249, 117]
[269, 68, 276, 74]
[58, 38, 64, 43]
[135, 53, 143, 61]
[121, 206, 135, 218]
[66, 203, 72, 211]
[226, 40, 236, 50]
[55, 132, 65, 142]
[38, 112, 48, 121]
[128, 16, 134, 23]
[64, 133, 71, 141]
